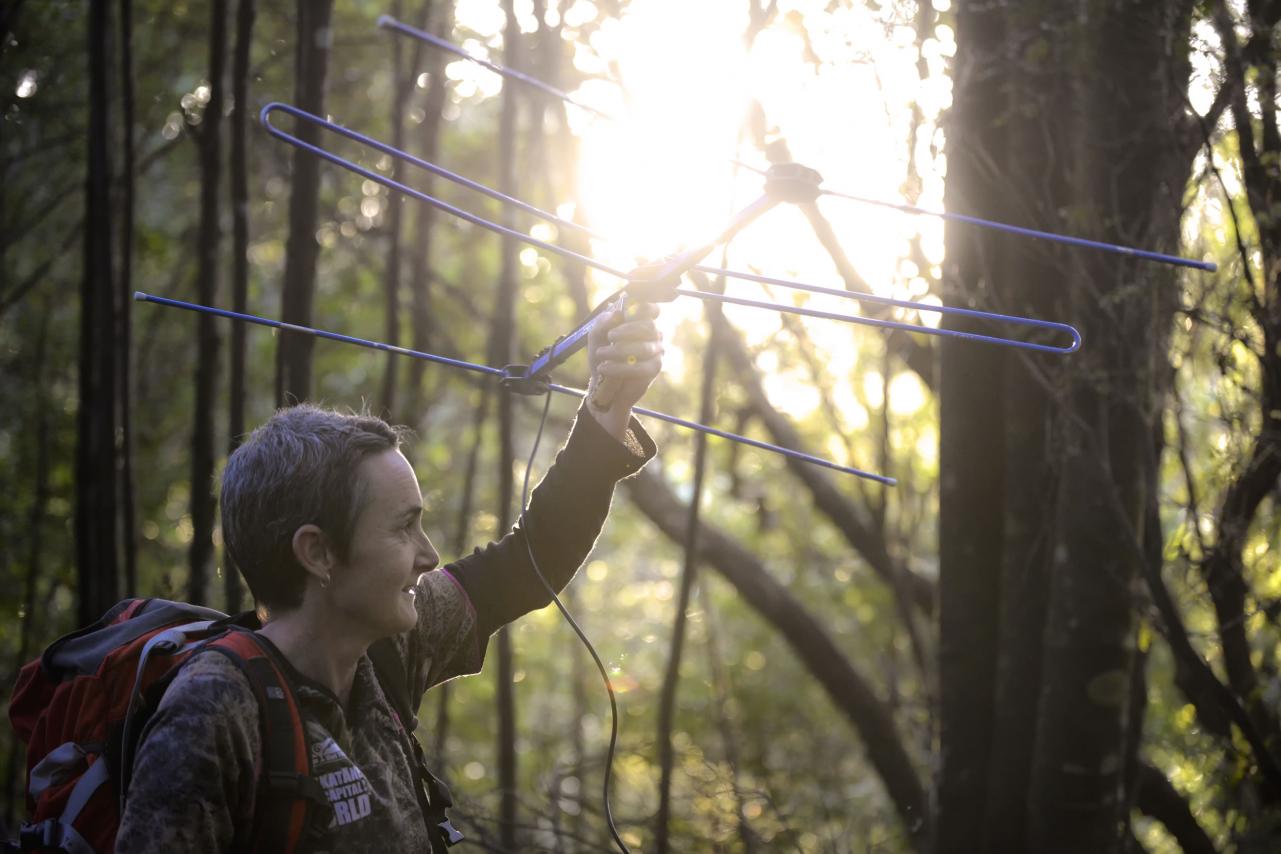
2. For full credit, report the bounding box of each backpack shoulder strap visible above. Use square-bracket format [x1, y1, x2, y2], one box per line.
[366, 639, 464, 852]
[202, 630, 327, 854]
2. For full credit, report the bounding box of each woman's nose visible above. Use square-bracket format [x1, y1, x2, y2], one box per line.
[418, 535, 440, 571]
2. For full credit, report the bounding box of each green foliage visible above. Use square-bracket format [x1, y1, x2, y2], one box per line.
[5, 0, 1280, 851]
[9, 0, 940, 847]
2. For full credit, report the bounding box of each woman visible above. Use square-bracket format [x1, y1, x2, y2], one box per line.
[116, 302, 663, 853]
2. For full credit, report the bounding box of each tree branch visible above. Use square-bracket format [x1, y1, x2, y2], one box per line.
[797, 200, 937, 393]
[0, 222, 79, 319]
[709, 302, 936, 615]
[1133, 762, 1217, 854]
[625, 467, 928, 842]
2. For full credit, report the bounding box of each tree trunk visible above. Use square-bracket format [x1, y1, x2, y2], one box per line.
[0, 0, 25, 47]
[493, 3, 521, 847]
[403, 0, 450, 421]
[935, 2, 1009, 847]
[533, 23, 593, 848]
[654, 286, 722, 853]
[698, 584, 759, 853]
[188, 0, 227, 606]
[1026, 4, 1196, 852]
[116, 0, 138, 596]
[434, 386, 492, 771]
[378, 0, 412, 417]
[275, 0, 334, 405]
[980, 5, 1073, 850]
[225, 0, 254, 613]
[76, 0, 121, 626]
[937, 4, 1198, 852]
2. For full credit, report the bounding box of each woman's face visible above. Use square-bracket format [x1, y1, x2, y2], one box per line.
[328, 448, 439, 640]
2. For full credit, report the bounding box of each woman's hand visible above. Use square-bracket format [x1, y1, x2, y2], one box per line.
[586, 299, 663, 440]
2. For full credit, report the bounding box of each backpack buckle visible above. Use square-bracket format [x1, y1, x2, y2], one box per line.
[436, 818, 465, 847]
[19, 819, 66, 850]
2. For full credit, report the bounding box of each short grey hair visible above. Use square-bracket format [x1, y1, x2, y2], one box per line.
[221, 403, 408, 612]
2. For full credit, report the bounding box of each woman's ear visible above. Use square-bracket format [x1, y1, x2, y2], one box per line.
[291, 523, 336, 587]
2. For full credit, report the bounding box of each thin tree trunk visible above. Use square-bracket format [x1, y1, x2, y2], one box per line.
[225, 0, 254, 613]
[403, 0, 450, 420]
[433, 386, 492, 769]
[547, 577, 590, 853]
[76, 0, 121, 626]
[654, 286, 722, 853]
[626, 469, 928, 845]
[536, 25, 590, 848]
[934, 2, 1009, 848]
[698, 584, 759, 854]
[116, 0, 138, 596]
[275, 0, 334, 405]
[379, 0, 411, 417]
[494, 3, 521, 846]
[188, 0, 227, 606]
[0, 0, 25, 47]
[549, 111, 589, 318]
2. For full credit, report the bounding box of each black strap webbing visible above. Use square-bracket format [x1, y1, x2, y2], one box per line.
[366, 639, 462, 851]
[366, 639, 412, 725]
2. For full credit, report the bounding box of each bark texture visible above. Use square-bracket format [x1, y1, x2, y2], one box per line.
[938, 3, 1199, 852]
[187, 0, 227, 606]
[494, 3, 521, 846]
[403, 1, 451, 421]
[116, 0, 138, 596]
[275, 0, 334, 405]
[76, 0, 121, 626]
[935, 3, 1008, 844]
[225, 0, 255, 613]
[1027, 5, 1194, 850]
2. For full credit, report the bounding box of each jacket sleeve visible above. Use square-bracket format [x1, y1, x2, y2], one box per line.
[401, 404, 655, 705]
[115, 654, 259, 854]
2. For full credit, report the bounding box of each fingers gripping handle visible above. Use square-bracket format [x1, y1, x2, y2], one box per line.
[589, 294, 631, 412]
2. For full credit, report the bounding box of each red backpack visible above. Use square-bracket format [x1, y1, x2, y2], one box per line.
[7, 598, 321, 853]
[8, 598, 463, 854]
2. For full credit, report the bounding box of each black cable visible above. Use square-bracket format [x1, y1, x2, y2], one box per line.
[519, 391, 632, 854]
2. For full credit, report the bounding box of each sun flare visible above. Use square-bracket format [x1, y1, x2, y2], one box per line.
[451, 0, 955, 419]
[568, 1, 950, 323]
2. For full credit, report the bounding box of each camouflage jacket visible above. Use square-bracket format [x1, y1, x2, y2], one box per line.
[115, 408, 654, 853]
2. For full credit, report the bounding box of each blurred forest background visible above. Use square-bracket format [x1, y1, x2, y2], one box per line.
[2, 0, 1280, 851]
